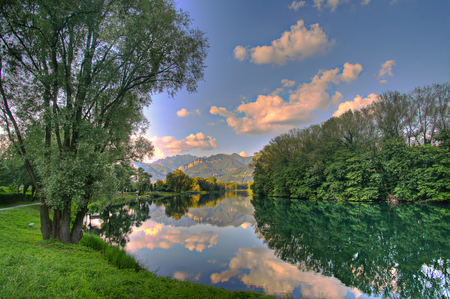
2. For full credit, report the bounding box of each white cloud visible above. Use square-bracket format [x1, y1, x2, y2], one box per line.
[233, 45, 248, 61]
[210, 63, 362, 135]
[378, 60, 395, 78]
[239, 151, 250, 157]
[281, 79, 296, 87]
[289, 1, 306, 10]
[176, 108, 201, 117]
[150, 132, 218, 159]
[314, 0, 343, 11]
[379, 79, 387, 84]
[333, 93, 378, 117]
[235, 20, 334, 65]
[210, 246, 363, 298]
[313, 0, 372, 11]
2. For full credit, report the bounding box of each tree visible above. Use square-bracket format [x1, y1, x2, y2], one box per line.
[136, 167, 152, 195]
[166, 169, 191, 193]
[0, 0, 208, 243]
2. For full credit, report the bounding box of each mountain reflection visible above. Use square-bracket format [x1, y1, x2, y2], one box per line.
[251, 196, 450, 298]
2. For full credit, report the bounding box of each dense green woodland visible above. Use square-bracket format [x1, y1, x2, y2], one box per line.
[252, 83, 450, 202]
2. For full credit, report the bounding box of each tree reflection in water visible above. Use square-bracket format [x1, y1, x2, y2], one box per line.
[252, 196, 450, 298]
[87, 198, 151, 247]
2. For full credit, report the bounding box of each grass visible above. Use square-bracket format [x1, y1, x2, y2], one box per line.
[79, 233, 142, 271]
[0, 205, 279, 299]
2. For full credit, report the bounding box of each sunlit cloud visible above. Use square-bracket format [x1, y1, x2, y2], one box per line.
[177, 108, 201, 117]
[149, 132, 218, 159]
[234, 20, 335, 65]
[233, 45, 248, 61]
[289, 1, 306, 10]
[210, 63, 362, 135]
[239, 151, 250, 157]
[333, 93, 378, 116]
[378, 60, 395, 83]
[361, 0, 370, 4]
[210, 246, 363, 298]
[127, 221, 219, 253]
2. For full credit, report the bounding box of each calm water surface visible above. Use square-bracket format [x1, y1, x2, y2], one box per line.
[87, 191, 450, 298]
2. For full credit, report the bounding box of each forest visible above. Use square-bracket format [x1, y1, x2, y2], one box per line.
[251, 83, 450, 202]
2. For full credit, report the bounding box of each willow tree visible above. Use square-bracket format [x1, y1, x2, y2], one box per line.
[0, 0, 208, 243]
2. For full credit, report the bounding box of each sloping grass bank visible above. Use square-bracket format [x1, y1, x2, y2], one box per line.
[0, 206, 276, 299]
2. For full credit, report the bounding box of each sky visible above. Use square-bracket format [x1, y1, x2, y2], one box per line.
[143, 0, 450, 161]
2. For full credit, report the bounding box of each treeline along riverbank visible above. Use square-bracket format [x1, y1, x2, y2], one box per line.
[251, 83, 450, 202]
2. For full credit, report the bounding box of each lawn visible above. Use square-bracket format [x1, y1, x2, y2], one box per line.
[0, 205, 278, 299]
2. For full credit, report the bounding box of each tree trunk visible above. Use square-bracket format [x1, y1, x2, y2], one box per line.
[40, 201, 53, 240]
[31, 186, 36, 201]
[70, 205, 89, 244]
[59, 203, 71, 243]
[23, 185, 29, 196]
[52, 209, 61, 239]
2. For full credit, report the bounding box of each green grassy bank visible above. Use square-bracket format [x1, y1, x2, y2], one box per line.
[0, 205, 277, 299]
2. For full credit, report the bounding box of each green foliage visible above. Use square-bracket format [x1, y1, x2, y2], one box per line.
[252, 83, 450, 202]
[0, 193, 34, 205]
[165, 169, 192, 193]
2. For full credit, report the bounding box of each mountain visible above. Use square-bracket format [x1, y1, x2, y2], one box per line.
[135, 153, 253, 183]
[153, 154, 199, 170]
[178, 153, 254, 182]
[134, 162, 170, 181]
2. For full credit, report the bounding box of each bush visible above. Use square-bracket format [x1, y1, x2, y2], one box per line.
[79, 233, 142, 272]
[0, 193, 34, 205]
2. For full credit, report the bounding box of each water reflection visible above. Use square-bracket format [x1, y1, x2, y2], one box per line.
[252, 196, 450, 298]
[86, 192, 450, 298]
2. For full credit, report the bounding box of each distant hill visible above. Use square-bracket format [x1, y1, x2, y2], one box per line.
[153, 154, 200, 170]
[135, 153, 254, 183]
[178, 153, 253, 183]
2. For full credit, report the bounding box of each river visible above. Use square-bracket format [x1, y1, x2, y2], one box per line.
[86, 191, 450, 298]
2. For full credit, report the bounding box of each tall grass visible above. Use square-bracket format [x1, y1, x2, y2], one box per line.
[79, 233, 142, 272]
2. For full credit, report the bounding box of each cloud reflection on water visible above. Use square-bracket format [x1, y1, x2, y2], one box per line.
[211, 245, 364, 299]
[127, 220, 219, 253]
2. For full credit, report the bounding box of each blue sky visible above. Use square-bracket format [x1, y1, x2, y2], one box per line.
[143, 0, 450, 161]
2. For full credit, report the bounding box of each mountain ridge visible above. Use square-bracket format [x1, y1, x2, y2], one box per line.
[136, 153, 253, 183]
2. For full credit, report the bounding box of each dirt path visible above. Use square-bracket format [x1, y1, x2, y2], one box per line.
[0, 203, 40, 211]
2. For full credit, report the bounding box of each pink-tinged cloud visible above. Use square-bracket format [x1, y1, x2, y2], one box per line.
[150, 132, 218, 158]
[378, 60, 396, 78]
[233, 45, 248, 61]
[126, 221, 219, 253]
[234, 20, 334, 65]
[210, 246, 364, 298]
[239, 151, 250, 157]
[210, 63, 363, 135]
[177, 108, 201, 117]
[333, 93, 378, 117]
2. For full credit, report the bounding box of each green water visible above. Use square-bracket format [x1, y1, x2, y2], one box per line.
[87, 192, 450, 298]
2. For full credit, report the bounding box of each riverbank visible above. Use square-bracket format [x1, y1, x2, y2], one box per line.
[0, 205, 277, 299]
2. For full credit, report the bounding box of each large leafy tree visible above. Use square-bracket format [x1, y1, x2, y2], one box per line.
[0, 0, 208, 243]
